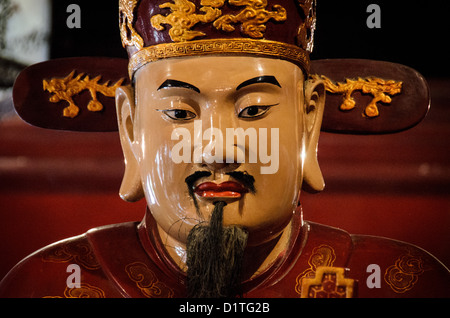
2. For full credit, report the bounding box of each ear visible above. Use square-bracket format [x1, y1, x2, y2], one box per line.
[302, 77, 326, 193]
[116, 85, 144, 202]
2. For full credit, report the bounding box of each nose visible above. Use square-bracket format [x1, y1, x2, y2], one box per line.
[200, 152, 241, 173]
[195, 113, 241, 173]
[198, 131, 241, 173]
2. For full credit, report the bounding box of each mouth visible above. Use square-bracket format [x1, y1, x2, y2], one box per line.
[194, 181, 249, 199]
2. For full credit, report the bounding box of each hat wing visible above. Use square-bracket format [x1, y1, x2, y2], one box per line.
[13, 57, 428, 134]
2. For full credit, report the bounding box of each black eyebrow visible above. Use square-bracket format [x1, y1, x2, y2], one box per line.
[236, 76, 281, 91]
[157, 79, 200, 93]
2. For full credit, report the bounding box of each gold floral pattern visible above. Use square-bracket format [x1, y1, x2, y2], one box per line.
[125, 262, 174, 298]
[41, 240, 100, 270]
[44, 283, 106, 298]
[384, 253, 425, 293]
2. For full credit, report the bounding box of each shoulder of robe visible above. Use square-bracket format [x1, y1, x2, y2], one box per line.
[0, 223, 140, 298]
[348, 234, 450, 298]
[262, 221, 449, 298]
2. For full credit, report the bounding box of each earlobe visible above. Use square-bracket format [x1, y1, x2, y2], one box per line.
[116, 85, 144, 202]
[302, 77, 326, 193]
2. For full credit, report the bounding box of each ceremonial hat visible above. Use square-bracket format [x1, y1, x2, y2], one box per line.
[120, 0, 315, 77]
[13, 0, 429, 134]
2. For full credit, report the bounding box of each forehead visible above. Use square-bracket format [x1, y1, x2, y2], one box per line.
[134, 56, 304, 90]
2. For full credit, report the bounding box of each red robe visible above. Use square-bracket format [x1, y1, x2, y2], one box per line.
[0, 209, 448, 298]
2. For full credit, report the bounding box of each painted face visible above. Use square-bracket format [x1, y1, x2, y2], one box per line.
[131, 56, 308, 247]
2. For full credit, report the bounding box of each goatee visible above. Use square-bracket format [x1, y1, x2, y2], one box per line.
[186, 201, 249, 298]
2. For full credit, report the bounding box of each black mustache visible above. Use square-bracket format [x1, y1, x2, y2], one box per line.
[185, 171, 212, 191]
[226, 171, 256, 194]
[185, 171, 212, 211]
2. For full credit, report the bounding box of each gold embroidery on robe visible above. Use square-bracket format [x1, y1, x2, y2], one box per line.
[384, 253, 425, 293]
[41, 241, 100, 270]
[43, 283, 106, 298]
[294, 244, 336, 296]
[125, 262, 174, 298]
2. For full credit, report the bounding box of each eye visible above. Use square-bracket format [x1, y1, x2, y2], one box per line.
[238, 105, 275, 118]
[161, 109, 196, 121]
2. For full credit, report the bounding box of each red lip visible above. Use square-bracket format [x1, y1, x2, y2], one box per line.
[194, 181, 249, 198]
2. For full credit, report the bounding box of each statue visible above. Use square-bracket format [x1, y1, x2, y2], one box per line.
[0, 0, 448, 298]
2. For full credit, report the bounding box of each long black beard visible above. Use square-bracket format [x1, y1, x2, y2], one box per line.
[186, 201, 249, 298]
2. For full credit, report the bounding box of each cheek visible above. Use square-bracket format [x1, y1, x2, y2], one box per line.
[139, 139, 189, 203]
[133, 114, 185, 200]
[138, 141, 200, 242]
[233, 124, 302, 237]
[250, 163, 300, 218]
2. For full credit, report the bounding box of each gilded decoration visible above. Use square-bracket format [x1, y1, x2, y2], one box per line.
[119, 0, 144, 49]
[150, 0, 287, 42]
[294, 244, 336, 296]
[121, 0, 315, 77]
[313, 74, 403, 118]
[43, 71, 124, 118]
[296, 0, 316, 52]
[151, 0, 224, 42]
[41, 241, 100, 270]
[44, 283, 106, 298]
[125, 262, 175, 298]
[384, 253, 425, 293]
[213, 0, 287, 38]
[300, 266, 355, 298]
[129, 38, 309, 77]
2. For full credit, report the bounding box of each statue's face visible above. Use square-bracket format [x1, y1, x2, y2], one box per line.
[128, 56, 317, 246]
